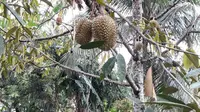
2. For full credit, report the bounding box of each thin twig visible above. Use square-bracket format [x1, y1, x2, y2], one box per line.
[126, 74, 139, 92]
[118, 32, 135, 57]
[158, 43, 200, 56]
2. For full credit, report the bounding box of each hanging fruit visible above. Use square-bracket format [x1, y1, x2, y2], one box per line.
[92, 15, 117, 51]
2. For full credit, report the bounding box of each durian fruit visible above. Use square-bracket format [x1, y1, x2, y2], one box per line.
[75, 18, 92, 45]
[92, 15, 117, 51]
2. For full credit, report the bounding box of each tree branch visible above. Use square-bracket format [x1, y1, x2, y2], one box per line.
[34, 47, 130, 87]
[126, 73, 139, 93]
[158, 43, 200, 56]
[19, 29, 73, 42]
[118, 32, 135, 57]
[1, 25, 73, 43]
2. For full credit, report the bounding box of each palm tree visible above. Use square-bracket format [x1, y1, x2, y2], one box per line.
[110, 0, 200, 111]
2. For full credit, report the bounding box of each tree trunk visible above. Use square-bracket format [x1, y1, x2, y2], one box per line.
[132, 0, 145, 111]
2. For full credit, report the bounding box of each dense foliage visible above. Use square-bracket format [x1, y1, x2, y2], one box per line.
[0, 0, 200, 112]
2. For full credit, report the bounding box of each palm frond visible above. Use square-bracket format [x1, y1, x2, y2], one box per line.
[111, 0, 133, 13]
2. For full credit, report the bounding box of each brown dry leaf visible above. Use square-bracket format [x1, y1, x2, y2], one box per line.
[144, 66, 157, 101]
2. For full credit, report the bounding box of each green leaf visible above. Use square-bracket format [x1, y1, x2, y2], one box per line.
[159, 31, 168, 43]
[23, 3, 31, 14]
[77, 65, 84, 71]
[31, 0, 39, 7]
[2, 2, 26, 26]
[6, 26, 18, 38]
[2, 63, 7, 77]
[109, 12, 115, 19]
[15, 27, 21, 43]
[15, 6, 20, 14]
[41, 0, 53, 7]
[183, 48, 199, 69]
[163, 62, 173, 67]
[145, 107, 155, 112]
[153, 29, 160, 42]
[186, 68, 200, 77]
[187, 53, 199, 68]
[7, 53, 12, 64]
[23, 27, 33, 37]
[186, 102, 200, 112]
[0, 35, 5, 56]
[82, 76, 102, 105]
[116, 54, 126, 81]
[102, 57, 116, 76]
[3, 4, 7, 18]
[80, 41, 105, 49]
[75, 80, 84, 90]
[27, 21, 38, 27]
[190, 81, 200, 89]
[162, 86, 178, 94]
[107, 0, 112, 3]
[100, 72, 105, 80]
[163, 106, 173, 110]
[183, 53, 193, 69]
[18, 61, 24, 69]
[96, 0, 106, 5]
[157, 94, 185, 104]
[176, 70, 190, 85]
[53, 4, 63, 13]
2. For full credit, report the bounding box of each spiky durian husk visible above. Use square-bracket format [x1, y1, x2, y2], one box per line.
[92, 15, 117, 51]
[75, 18, 92, 45]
